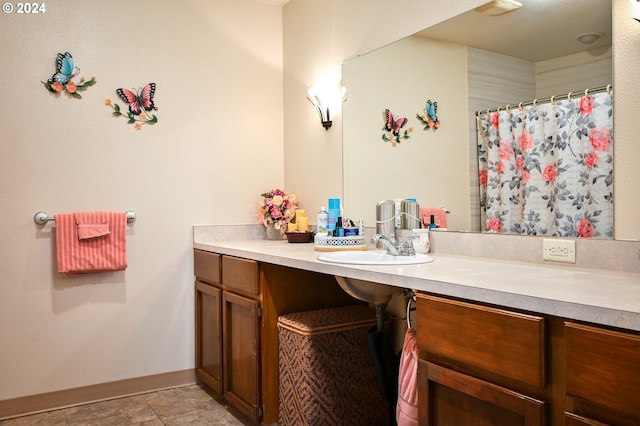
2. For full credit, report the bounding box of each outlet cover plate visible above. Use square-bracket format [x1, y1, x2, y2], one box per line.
[543, 239, 576, 263]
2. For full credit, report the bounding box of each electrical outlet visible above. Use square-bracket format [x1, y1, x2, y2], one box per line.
[542, 239, 576, 263]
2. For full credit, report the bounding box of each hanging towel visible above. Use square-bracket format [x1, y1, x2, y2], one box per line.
[396, 328, 418, 426]
[420, 207, 448, 229]
[75, 211, 111, 240]
[55, 212, 127, 274]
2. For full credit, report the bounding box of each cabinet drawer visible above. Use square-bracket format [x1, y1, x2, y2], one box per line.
[222, 256, 259, 296]
[416, 294, 545, 388]
[419, 360, 545, 425]
[565, 321, 640, 420]
[194, 250, 221, 285]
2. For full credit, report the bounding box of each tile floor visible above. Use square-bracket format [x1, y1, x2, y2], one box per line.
[0, 384, 253, 426]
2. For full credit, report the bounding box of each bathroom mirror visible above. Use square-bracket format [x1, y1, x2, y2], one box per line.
[342, 0, 612, 236]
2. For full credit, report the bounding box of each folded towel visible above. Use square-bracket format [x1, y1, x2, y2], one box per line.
[396, 328, 418, 426]
[75, 211, 110, 240]
[55, 212, 127, 274]
[420, 207, 448, 229]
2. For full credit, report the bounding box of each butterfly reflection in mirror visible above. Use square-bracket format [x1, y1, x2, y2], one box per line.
[382, 109, 413, 147]
[41, 52, 97, 99]
[106, 83, 158, 130]
[416, 99, 440, 130]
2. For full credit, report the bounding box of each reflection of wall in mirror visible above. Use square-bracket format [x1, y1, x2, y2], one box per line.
[343, 33, 612, 233]
[343, 35, 471, 231]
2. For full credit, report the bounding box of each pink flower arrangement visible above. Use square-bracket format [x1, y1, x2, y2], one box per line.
[256, 189, 298, 231]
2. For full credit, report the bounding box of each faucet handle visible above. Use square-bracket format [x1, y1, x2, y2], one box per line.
[396, 237, 415, 256]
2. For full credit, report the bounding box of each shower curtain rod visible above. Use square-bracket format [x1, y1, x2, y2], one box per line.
[475, 84, 612, 116]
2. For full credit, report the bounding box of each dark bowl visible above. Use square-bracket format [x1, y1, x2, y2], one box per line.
[285, 231, 315, 243]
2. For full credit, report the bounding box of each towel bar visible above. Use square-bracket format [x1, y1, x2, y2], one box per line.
[406, 292, 417, 329]
[34, 211, 136, 225]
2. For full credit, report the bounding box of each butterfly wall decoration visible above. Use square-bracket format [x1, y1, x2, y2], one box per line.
[41, 52, 97, 99]
[416, 99, 441, 130]
[106, 83, 158, 130]
[382, 108, 413, 147]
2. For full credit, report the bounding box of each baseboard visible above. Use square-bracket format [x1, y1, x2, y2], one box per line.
[0, 369, 197, 421]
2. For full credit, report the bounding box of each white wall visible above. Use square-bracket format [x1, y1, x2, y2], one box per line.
[283, 0, 640, 241]
[0, 0, 283, 400]
[535, 47, 612, 98]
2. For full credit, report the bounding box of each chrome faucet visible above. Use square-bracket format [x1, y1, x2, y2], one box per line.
[372, 233, 416, 256]
[372, 234, 399, 255]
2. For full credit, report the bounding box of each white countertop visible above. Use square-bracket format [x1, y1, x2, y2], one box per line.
[193, 239, 640, 332]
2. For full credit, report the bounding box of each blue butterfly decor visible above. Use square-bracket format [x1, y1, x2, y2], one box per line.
[106, 83, 158, 130]
[42, 52, 96, 99]
[382, 109, 413, 146]
[416, 99, 440, 130]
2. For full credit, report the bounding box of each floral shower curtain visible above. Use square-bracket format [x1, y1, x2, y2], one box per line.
[477, 90, 613, 239]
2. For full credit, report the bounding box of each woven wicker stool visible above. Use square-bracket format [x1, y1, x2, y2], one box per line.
[278, 305, 390, 426]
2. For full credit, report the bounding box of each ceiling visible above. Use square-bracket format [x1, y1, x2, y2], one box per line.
[418, 0, 612, 62]
[257, 0, 290, 6]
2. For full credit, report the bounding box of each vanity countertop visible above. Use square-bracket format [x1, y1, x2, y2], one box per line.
[193, 239, 640, 332]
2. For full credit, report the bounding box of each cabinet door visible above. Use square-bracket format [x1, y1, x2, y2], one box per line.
[195, 281, 222, 394]
[418, 361, 545, 426]
[565, 322, 640, 426]
[565, 412, 611, 426]
[222, 291, 261, 422]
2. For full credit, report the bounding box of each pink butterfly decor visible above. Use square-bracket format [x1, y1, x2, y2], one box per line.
[383, 109, 408, 136]
[106, 82, 158, 130]
[382, 109, 412, 146]
[116, 83, 157, 115]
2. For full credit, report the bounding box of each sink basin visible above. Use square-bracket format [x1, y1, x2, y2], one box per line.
[317, 250, 434, 265]
[334, 276, 403, 305]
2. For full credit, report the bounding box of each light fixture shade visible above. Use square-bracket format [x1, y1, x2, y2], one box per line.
[306, 85, 347, 130]
[307, 89, 332, 129]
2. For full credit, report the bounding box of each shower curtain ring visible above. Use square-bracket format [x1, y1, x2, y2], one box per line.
[533, 99, 538, 106]
[550, 95, 555, 104]
[518, 102, 523, 109]
[506, 104, 510, 113]
[567, 91, 573, 100]
[607, 84, 612, 93]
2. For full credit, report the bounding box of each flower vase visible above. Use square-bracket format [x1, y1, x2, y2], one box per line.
[265, 225, 285, 240]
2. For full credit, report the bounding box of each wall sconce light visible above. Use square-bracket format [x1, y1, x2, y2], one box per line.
[307, 86, 347, 130]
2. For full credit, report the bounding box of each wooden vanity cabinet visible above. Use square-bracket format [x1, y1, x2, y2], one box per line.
[564, 322, 640, 426]
[416, 293, 640, 426]
[195, 251, 223, 394]
[195, 251, 261, 422]
[416, 293, 547, 425]
[194, 249, 359, 425]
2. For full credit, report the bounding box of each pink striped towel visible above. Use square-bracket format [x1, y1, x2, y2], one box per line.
[420, 207, 448, 229]
[55, 212, 127, 274]
[396, 328, 418, 426]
